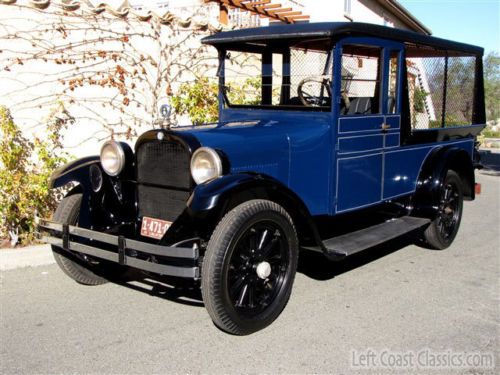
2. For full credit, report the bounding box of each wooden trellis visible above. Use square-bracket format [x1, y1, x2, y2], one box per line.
[205, 0, 310, 24]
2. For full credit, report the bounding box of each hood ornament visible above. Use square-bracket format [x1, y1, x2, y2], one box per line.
[157, 103, 172, 130]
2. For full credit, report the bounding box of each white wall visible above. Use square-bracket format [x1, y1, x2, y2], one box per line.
[300, 0, 411, 30]
[0, 1, 219, 158]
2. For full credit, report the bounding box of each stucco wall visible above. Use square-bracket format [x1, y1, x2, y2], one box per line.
[299, 0, 414, 30]
[0, 1, 220, 157]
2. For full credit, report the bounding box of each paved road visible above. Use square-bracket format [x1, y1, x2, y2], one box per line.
[1, 170, 499, 374]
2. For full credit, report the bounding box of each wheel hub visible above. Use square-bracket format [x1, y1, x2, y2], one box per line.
[256, 261, 272, 279]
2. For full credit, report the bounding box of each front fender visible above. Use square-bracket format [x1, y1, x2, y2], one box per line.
[49, 156, 100, 228]
[49, 156, 100, 189]
[188, 173, 277, 212]
[179, 173, 322, 247]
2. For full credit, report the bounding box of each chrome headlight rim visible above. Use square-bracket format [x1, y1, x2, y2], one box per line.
[100, 140, 126, 177]
[190, 147, 223, 185]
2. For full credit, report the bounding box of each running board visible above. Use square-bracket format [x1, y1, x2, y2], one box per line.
[322, 216, 430, 258]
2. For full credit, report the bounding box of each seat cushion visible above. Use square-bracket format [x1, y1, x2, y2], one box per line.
[345, 97, 373, 115]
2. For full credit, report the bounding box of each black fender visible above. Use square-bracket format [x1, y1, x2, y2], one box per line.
[49, 156, 100, 228]
[49, 155, 136, 231]
[412, 146, 475, 219]
[165, 173, 322, 247]
[49, 156, 100, 189]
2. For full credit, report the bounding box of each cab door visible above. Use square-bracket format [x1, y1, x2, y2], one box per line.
[334, 38, 404, 213]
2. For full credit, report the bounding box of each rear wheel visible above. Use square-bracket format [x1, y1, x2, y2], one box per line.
[423, 170, 463, 249]
[51, 193, 124, 285]
[202, 200, 298, 335]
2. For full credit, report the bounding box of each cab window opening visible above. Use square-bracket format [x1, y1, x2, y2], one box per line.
[220, 39, 334, 111]
[404, 46, 478, 130]
[340, 45, 382, 116]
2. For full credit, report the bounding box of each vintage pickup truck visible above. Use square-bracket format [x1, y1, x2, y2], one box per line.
[39, 22, 485, 335]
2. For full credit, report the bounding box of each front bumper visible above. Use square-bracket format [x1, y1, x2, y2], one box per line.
[37, 219, 200, 279]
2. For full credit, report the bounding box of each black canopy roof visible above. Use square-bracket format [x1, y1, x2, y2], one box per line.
[202, 22, 483, 56]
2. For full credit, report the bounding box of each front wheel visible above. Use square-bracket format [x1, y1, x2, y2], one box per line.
[422, 170, 464, 249]
[51, 192, 125, 285]
[202, 200, 298, 335]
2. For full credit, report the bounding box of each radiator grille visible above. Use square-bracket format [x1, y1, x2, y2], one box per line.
[136, 139, 191, 222]
[138, 185, 189, 222]
[136, 140, 191, 188]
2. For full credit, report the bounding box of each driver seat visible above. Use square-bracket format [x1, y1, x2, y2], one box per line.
[344, 97, 373, 115]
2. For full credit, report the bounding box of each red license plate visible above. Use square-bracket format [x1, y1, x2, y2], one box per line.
[140, 216, 172, 240]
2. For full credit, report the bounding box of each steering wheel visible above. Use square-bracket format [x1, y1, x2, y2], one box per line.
[298, 77, 332, 107]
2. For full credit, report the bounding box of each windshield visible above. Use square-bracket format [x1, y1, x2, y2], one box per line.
[221, 40, 333, 111]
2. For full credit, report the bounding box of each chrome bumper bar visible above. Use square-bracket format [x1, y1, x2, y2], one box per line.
[38, 219, 199, 279]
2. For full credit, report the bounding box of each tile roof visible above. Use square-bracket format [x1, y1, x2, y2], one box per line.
[0, 0, 227, 31]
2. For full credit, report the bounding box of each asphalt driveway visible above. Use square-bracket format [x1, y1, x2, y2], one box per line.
[1, 163, 498, 374]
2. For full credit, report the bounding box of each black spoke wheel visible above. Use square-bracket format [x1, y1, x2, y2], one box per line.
[423, 170, 464, 250]
[51, 191, 126, 285]
[202, 200, 298, 335]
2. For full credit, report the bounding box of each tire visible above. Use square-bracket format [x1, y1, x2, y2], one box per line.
[202, 199, 299, 335]
[423, 170, 464, 250]
[51, 193, 122, 285]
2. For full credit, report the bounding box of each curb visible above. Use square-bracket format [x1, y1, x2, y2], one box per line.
[0, 244, 55, 271]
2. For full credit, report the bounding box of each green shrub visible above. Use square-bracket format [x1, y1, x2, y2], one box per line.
[481, 129, 500, 138]
[171, 77, 219, 125]
[171, 77, 265, 125]
[429, 115, 470, 129]
[413, 87, 428, 113]
[0, 105, 70, 245]
[225, 76, 263, 106]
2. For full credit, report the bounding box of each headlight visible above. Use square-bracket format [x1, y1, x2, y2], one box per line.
[100, 141, 125, 176]
[190, 147, 223, 184]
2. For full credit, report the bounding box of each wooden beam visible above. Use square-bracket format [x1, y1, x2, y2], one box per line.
[267, 7, 293, 14]
[241, 0, 270, 5]
[259, 9, 294, 19]
[256, 4, 282, 11]
[275, 11, 302, 17]
[206, 0, 308, 24]
[285, 15, 310, 21]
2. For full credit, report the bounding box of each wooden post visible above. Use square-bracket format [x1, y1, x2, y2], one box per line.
[219, 3, 229, 25]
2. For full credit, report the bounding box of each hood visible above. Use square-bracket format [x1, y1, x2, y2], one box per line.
[177, 119, 289, 183]
[174, 114, 331, 187]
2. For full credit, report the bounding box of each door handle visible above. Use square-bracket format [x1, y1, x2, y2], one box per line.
[381, 123, 391, 131]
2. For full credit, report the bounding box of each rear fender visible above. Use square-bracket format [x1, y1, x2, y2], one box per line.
[413, 146, 475, 218]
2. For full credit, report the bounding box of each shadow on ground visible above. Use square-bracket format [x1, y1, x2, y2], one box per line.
[115, 234, 417, 305]
[297, 235, 415, 281]
[479, 150, 500, 176]
[115, 274, 205, 307]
